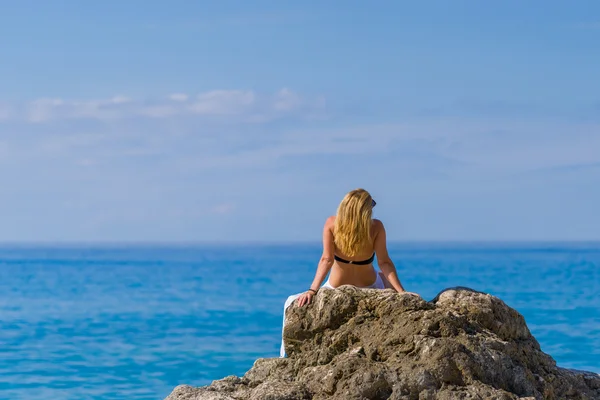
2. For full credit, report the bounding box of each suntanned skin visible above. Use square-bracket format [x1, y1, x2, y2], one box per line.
[296, 216, 408, 307]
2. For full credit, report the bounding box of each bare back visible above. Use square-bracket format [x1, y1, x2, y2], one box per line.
[323, 216, 388, 287]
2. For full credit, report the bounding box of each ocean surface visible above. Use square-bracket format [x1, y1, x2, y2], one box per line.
[0, 243, 599, 399]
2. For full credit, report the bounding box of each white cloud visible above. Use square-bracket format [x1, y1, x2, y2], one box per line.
[2, 112, 599, 241]
[5, 100, 598, 185]
[168, 93, 189, 102]
[189, 90, 255, 115]
[273, 88, 302, 111]
[110, 95, 132, 104]
[26, 96, 134, 122]
[137, 105, 178, 118]
[28, 98, 64, 122]
[7, 88, 319, 123]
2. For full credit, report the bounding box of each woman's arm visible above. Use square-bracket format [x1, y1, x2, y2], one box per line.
[373, 220, 406, 292]
[309, 216, 335, 291]
[297, 217, 335, 307]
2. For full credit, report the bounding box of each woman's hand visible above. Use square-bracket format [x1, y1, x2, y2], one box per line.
[296, 290, 315, 307]
[401, 291, 421, 297]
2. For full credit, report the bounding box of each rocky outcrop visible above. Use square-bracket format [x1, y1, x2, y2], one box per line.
[165, 287, 600, 400]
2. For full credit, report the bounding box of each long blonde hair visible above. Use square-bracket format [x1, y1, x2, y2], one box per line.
[333, 188, 374, 257]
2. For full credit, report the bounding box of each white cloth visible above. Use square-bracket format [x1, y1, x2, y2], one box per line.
[279, 273, 386, 357]
[279, 292, 304, 357]
[322, 272, 385, 290]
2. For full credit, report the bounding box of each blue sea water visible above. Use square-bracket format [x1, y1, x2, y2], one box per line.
[0, 243, 599, 400]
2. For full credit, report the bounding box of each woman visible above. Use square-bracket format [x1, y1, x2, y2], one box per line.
[280, 189, 408, 357]
[296, 188, 406, 307]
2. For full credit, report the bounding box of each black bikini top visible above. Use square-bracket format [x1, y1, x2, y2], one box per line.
[334, 253, 375, 265]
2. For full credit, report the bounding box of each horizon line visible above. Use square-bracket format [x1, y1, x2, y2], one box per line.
[0, 239, 599, 247]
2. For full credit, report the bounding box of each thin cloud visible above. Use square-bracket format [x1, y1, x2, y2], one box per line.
[168, 93, 189, 102]
[154, 118, 600, 180]
[573, 21, 600, 30]
[211, 203, 236, 215]
[0, 141, 7, 160]
[26, 96, 134, 123]
[273, 88, 302, 111]
[137, 105, 179, 118]
[4, 107, 598, 185]
[2, 113, 599, 241]
[0, 103, 12, 120]
[7, 88, 323, 123]
[189, 90, 255, 115]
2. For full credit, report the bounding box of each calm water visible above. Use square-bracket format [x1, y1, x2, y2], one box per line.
[0, 243, 599, 399]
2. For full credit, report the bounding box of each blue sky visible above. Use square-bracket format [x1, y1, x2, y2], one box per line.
[0, 1, 599, 242]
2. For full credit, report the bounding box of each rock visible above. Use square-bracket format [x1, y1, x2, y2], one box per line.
[165, 287, 600, 400]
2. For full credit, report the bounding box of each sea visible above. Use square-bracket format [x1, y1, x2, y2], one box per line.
[0, 242, 598, 400]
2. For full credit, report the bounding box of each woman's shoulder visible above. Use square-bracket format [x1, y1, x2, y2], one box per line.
[372, 218, 384, 227]
[325, 215, 336, 228]
[371, 219, 385, 236]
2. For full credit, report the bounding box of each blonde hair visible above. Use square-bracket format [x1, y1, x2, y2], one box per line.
[333, 188, 374, 257]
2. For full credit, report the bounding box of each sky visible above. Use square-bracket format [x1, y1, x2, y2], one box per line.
[0, 0, 599, 242]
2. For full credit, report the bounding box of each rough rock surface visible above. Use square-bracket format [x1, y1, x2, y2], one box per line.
[165, 287, 600, 400]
